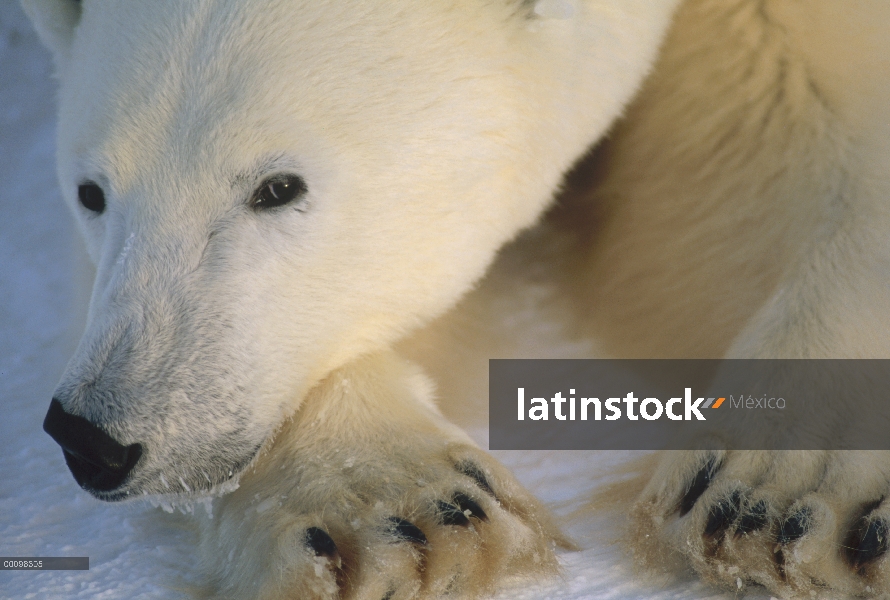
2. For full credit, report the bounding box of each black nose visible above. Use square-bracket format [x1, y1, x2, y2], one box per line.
[43, 398, 143, 493]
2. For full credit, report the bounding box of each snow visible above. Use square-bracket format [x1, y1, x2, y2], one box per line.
[0, 4, 752, 599]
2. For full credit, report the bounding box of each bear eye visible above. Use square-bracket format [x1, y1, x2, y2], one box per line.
[251, 175, 307, 210]
[78, 182, 106, 214]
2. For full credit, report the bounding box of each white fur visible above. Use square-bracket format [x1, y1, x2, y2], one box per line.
[24, 0, 676, 500]
[22, 0, 890, 598]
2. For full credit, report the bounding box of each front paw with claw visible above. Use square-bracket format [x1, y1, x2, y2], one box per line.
[631, 450, 890, 598]
[197, 354, 567, 599]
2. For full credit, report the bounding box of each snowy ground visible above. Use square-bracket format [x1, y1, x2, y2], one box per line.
[1, 4, 754, 599]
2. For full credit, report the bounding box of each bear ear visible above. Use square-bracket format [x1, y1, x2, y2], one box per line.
[20, 0, 82, 65]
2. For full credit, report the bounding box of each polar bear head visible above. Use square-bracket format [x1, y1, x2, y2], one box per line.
[23, 0, 676, 499]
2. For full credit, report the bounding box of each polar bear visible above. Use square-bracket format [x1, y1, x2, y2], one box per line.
[21, 0, 890, 598]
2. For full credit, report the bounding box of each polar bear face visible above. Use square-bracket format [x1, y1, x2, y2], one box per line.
[25, 0, 677, 499]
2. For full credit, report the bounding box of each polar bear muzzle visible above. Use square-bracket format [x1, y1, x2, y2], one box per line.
[43, 398, 143, 494]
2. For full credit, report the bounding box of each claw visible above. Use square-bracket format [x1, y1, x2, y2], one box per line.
[386, 517, 428, 545]
[678, 455, 721, 517]
[704, 491, 742, 538]
[735, 500, 768, 537]
[452, 492, 488, 522]
[437, 500, 471, 527]
[305, 527, 338, 558]
[455, 461, 496, 499]
[844, 504, 889, 571]
[849, 519, 889, 570]
[777, 508, 812, 544]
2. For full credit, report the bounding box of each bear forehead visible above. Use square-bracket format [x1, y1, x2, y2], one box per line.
[62, 0, 527, 191]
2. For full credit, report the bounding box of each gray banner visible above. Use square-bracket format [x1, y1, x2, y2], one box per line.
[489, 360, 890, 450]
[0, 557, 89, 570]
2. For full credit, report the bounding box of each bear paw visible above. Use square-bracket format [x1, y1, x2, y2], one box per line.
[631, 450, 890, 598]
[204, 444, 564, 600]
[198, 356, 567, 599]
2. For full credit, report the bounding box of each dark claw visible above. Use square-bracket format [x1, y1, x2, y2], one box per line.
[778, 508, 812, 544]
[452, 492, 488, 522]
[678, 455, 721, 517]
[845, 519, 889, 570]
[704, 491, 742, 538]
[735, 499, 769, 537]
[455, 461, 496, 499]
[386, 517, 428, 545]
[775, 548, 787, 580]
[437, 500, 471, 527]
[305, 527, 338, 558]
